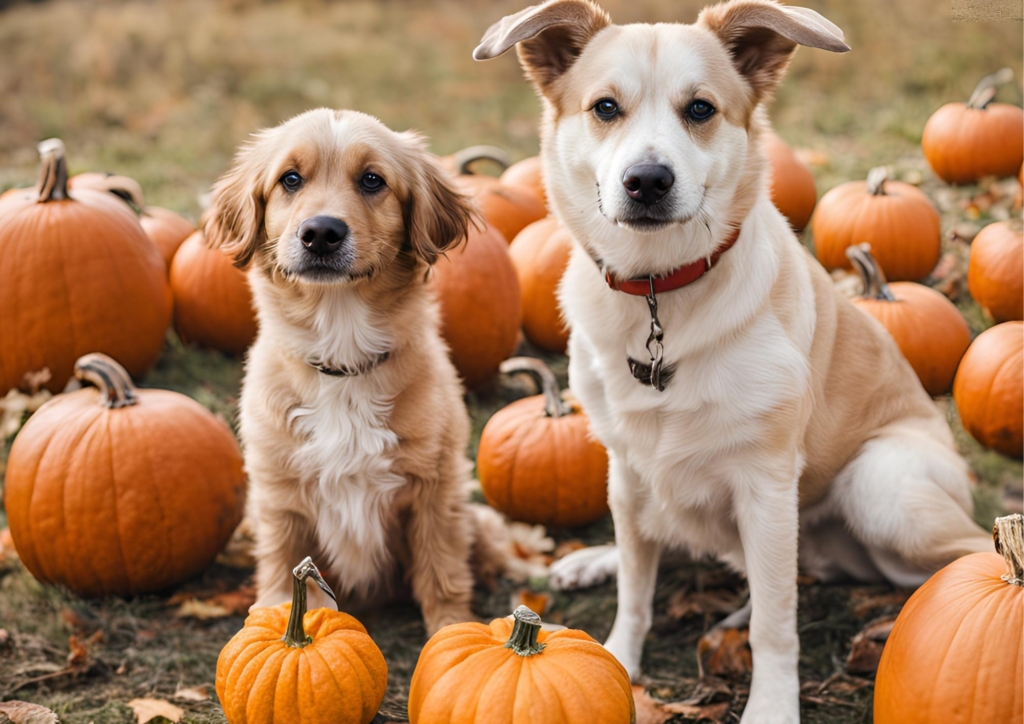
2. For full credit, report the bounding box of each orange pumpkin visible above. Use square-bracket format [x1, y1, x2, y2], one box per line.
[0, 140, 171, 394]
[4, 353, 246, 597]
[409, 605, 635, 724]
[763, 133, 816, 231]
[813, 167, 941, 281]
[170, 230, 258, 355]
[922, 69, 1024, 185]
[509, 219, 571, 352]
[431, 224, 522, 388]
[478, 358, 609, 527]
[874, 513, 1023, 724]
[501, 155, 547, 209]
[953, 321, 1023, 458]
[969, 219, 1023, 322]
[457, 175, 547, 245]
[847, 244, 970, 396]
[217, 557, 387, 724]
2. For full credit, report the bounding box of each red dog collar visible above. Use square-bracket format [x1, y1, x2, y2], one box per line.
[603, 227, 741, 296]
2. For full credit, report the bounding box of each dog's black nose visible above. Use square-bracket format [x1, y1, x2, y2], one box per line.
[298, 216, 349, 257]
[622, 164, 674, 205]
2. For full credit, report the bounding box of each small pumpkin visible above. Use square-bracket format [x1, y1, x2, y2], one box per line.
[448, 147, 547, 244]
[501, 155, 547, 210]
[4, 354, 246, 597]
[170, 230, 258, 355]
[847, 244, 970, 396]
[509, 219, 572, 352]
[922, 68, 1024, 185]
[953, 321, 1023, 458]
[217, 557, 387, 724]
[813, 166, 941, 281]
[409, 605, 635, 724]
[763, 133, 817, 231]
[431, 224, 522, 388]
[874, 513, 1023, 724]
[968, 219, 1023, 323]
[0, 140, 171, 394]
[478, 358, 609, 527]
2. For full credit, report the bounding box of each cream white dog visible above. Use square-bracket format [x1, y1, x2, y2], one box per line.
[475, 2, 991, 721]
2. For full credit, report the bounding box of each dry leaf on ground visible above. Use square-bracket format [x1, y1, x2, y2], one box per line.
[0, 701, 60, 724]
[633, 685, 731, 724]
[845, 616, 897, 675]
[127, 698, 184, 724]
[666, 588, 744, 621]
[174, 598, 233, 620]
[172, 684, 210, 701]
[633, 686, 672, 724]
[514, 590, 549, 616]
[698, 628, 752, 678]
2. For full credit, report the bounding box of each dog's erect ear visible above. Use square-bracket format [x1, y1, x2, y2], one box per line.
[203, 138, 271, 269]
[474, 0, 611, 93]
[699, 0, 849, 102]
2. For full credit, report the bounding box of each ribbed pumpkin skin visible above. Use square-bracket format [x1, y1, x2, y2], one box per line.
[4, 386, 246, 597]
[969, 221, 1023, 322]
[408, 617, 634, 724]
[500, 156, 547, 209]
[457, 175, 547, 246]
[170, 231, 257, 355]
[0, 189, 171, 393]
[763, 134, 817, 231]
[852, 283, 970, 395]
[953, 322, 1023, 458]
[216, 604, 387, 724]
[431, 225, 522, 388]
[141, 207, 194, 269]
[922, 103, 1024, 184]
[874, 552, 1023, 724]
[509, 219, 571, 353]
[812, 180, 941, 281]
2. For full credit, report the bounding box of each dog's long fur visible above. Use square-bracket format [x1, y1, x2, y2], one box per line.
[476, 2, 991, 721]
[205, 109, 483, 634]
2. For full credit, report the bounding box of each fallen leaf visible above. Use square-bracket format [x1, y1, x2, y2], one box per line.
[845, 616, 897, 675]
[666, 589, 743, 621]
[127, 698, 184, 724]
[698, 628, 752, 678]
[515, 590, 549, 616]
[633, 686, 673, 724]
[850, 590, 910, 618]
[173, 684, 210, 702]
[0, 701, 60, 724]
[553, 539, 587, 559]
[174, 598, 232, 620]
[663, 700, 730, 722]
[633, 685, 731, 724]
[66, 630, 101, 670]
[207, 585, 257, 616]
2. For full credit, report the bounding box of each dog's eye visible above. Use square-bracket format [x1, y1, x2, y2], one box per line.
[592, 98, 620, 121]
[280, 171, 303, 192]
[687, 100, 716, 122]
[360, 173, 386, 193]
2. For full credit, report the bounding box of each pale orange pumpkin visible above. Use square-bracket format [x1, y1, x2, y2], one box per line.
[170, 230, 258, 355]
[0, 140, 171, 394]
[847, 244, 970, 396]
[409, 605, 635, 724]
[922, 69, 1024, 185]
[4, 353, 246, 597]
[813, 167, 941, 281]
[216, 557, 387, 724]
[478, 358, 609, 527]
[953, 321, 1023, 458]
[763, 133, 817, 231]
[509, 218, 571, 352]
[874, 513, 1023, 724]
[501, 155, 547, 209]
[457, 175, 547, 245]
[968, 219, 1023, 322]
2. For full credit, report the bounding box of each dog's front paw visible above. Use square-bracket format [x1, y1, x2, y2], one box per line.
[549, 544, 619, 591]
[603, 628, 643, 682]
[739, 699, 800, 724]
[740, 676, 800, 724]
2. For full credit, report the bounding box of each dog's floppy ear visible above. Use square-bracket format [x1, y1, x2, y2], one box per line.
[203, 137, 271, 269]
[474, 0, 611, 94]
[699, 0, 849, 102]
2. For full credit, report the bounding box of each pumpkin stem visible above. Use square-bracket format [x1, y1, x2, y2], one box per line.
[500, 357, 574, 418]
[994, 514, 1024, 587]
[967, 68, 1014, 110]
[283, 556, 338, 648]
[37, 138, 70, 203]
[865, 166, 889, 196]
[87, 173, 147, 214]
[74, 354, 139, 409]
[453, 145, 510, 176]
[846, 244, 896, 302]
[504, 605, 547, 657]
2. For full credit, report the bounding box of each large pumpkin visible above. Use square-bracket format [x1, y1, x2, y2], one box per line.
[0, 140, 171, 394]
[763, 133, 817, 231]
[847, 244, 970, 396]
[874, 513, 1023, 724]
[501, 155, 547, 210]
[170, 230, 257, 355]
[431, 224, 522, 388]
[4, 354, 246, 597]
[478, 358, 609, 527]
[217, 557, 387, 724]
[968, 219, 1023, 323]
[922, 69, 1024, 185]
[409, 605, 635, 724]
[953, 321, 1023, 458]
[509, 219, 571, 352]
[813, 167, 941, 281]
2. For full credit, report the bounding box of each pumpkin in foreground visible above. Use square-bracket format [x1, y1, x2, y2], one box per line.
[953, 321, 1023, 458]
[763, 132, 817, 231]
[4, 354, 246, 597]
[217, 557, 387, 724]
[409, 605, 635, 724]
[968, 219, 1023, 323]
[478, 358, 609, 527]
[509, 218, 572, 352]
[874, 513, 1023, 724]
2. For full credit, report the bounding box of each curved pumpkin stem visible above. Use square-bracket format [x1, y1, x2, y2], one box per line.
[994, 514, 1024, 587]
[283, 557, 338, 648]
[74, 353, 139, 409]
[500, 357, 573, 418]
[504, 605, 547, 657]
[37, 139, 70, 203]
[967, 68, 1014, 110]
[453, 145, 510, 176]
[865, 167, 889, 196]
[846, 244, 896, 302]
